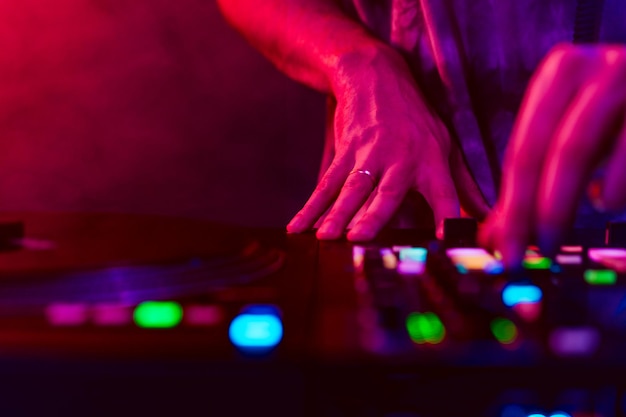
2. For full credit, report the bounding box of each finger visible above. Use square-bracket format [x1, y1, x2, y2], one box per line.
[287, 158, 351, 233]
[347, 165, 411, 241]
[537, 53, 626, 254]
[418, 152, 460, 239]
[449, 142, 491, 221]
[316, 169, 377, 240]
[494, 46, 598, 265]
[602, 120, 626, 211]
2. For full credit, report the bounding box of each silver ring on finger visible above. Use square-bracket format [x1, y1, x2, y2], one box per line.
[349, 169, 377, 186]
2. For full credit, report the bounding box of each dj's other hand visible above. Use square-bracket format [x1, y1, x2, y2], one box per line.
[287, 45, 489, 241]
[480, 44, 626, 267]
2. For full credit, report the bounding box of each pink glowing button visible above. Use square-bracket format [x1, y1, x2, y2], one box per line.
[45, 303, 89, 326]
[588, 248, 626, 272]
[92, 303, 132, 326]
[184, 305, 224, 326]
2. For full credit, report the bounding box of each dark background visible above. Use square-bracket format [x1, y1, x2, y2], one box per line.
[0, 0, 326, 227]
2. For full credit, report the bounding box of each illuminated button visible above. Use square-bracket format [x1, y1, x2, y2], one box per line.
[229, 307, 283, 349]
[549, 413, 572, 417]
[446, 248, 503, 274]
[527, 414, 547, 417]
[490, 318, 518, 344]
[555, 254, 582, 265]
[380, 248, 398, 269]
[398, 247, 427, 262]
[352, 246, 365, 270]
[92, 303, 131, 326]
[549, 326, 600, 356]
[502, 284, 542, 307]
[561, 245, 583, 253]
[133, 301, 183, 328]
[588, 248, 626, 272]
[45, 303, 88, 326]
[184, 305, 223, 326]
[397, 260, 425, 275]
[584, 269, 617, 285]
[406, 312, 445, 344]
[522, 256, 552, 270]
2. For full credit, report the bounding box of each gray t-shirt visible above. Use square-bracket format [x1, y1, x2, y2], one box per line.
[334, 0, 626, 227]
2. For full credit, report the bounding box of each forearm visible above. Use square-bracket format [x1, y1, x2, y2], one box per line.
[216, 0, 393, 93]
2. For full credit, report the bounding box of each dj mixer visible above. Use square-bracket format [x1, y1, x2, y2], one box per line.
[1, 212, 626, 417]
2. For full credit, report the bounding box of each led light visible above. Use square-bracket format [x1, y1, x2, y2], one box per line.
[184, 305, 223, 326]
[45, 303, 89, 326]
[406, 312, 445, 344]
[380, 248, 398, 269]
[446, 248, 503, 274]
[352, 245, 365, 269]
[549, 412, 572, 417]
[92, 303, 131, 326]
[133, 301, 183, 328]
[397, 260, 425, 275]
[561, 245, 583, 253]
[522, 256, 552, 270]
[490, 318, 518, 344]
[549, 326, 600, 356]
[502, 284, 542, 307]
[555, 254, 582, 265]
[584, 269, 617, 285]
[229, 310, 283, 349]
[588, 248, 626, 272]
[527, 414, 547, 417]
[399, 247, 427, 262]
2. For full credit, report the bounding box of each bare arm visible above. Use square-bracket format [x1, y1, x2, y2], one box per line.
[216, 0, 388, 93]
[218, 0, 489, 240]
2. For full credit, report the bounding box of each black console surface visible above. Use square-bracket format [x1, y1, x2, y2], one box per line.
[1, 213, 625, 417]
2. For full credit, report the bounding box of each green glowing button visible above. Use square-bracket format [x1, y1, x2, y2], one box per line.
[522, 256, 552, 270]
[584, 269, 617, 285]
[490, 318, 518, 344]
[406, 312, 445, 344]
[134, 301, 183, 328]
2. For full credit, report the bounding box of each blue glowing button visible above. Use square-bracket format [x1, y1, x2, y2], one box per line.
[549, 413, 572, 417]
[229, 307, 283, 349]
[502, 284, 542, 307]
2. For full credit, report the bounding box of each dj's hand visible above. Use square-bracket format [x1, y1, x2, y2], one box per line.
[287, 45, 489, 241]
[480, 44, 626, 267]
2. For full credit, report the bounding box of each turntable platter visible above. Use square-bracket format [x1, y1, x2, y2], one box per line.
[0, 212, 285, 305]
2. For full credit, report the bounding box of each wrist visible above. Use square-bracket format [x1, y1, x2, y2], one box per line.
[326, 41, 411, 94]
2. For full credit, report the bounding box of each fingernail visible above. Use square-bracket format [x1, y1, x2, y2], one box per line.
[287, 214, 304, 233]
[347, 225, 374, 242]
[317, 222, 340, 239]
[588, 180, 606, 213]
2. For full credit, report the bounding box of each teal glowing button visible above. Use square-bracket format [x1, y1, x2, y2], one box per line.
[584, 269, 617, 285]
[229, 309, 283, 349]
[134, 301, 183, 328]
[549, 413, 572, 417]
[399, 247, 427, 262]
[502, 284, 542, 307]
